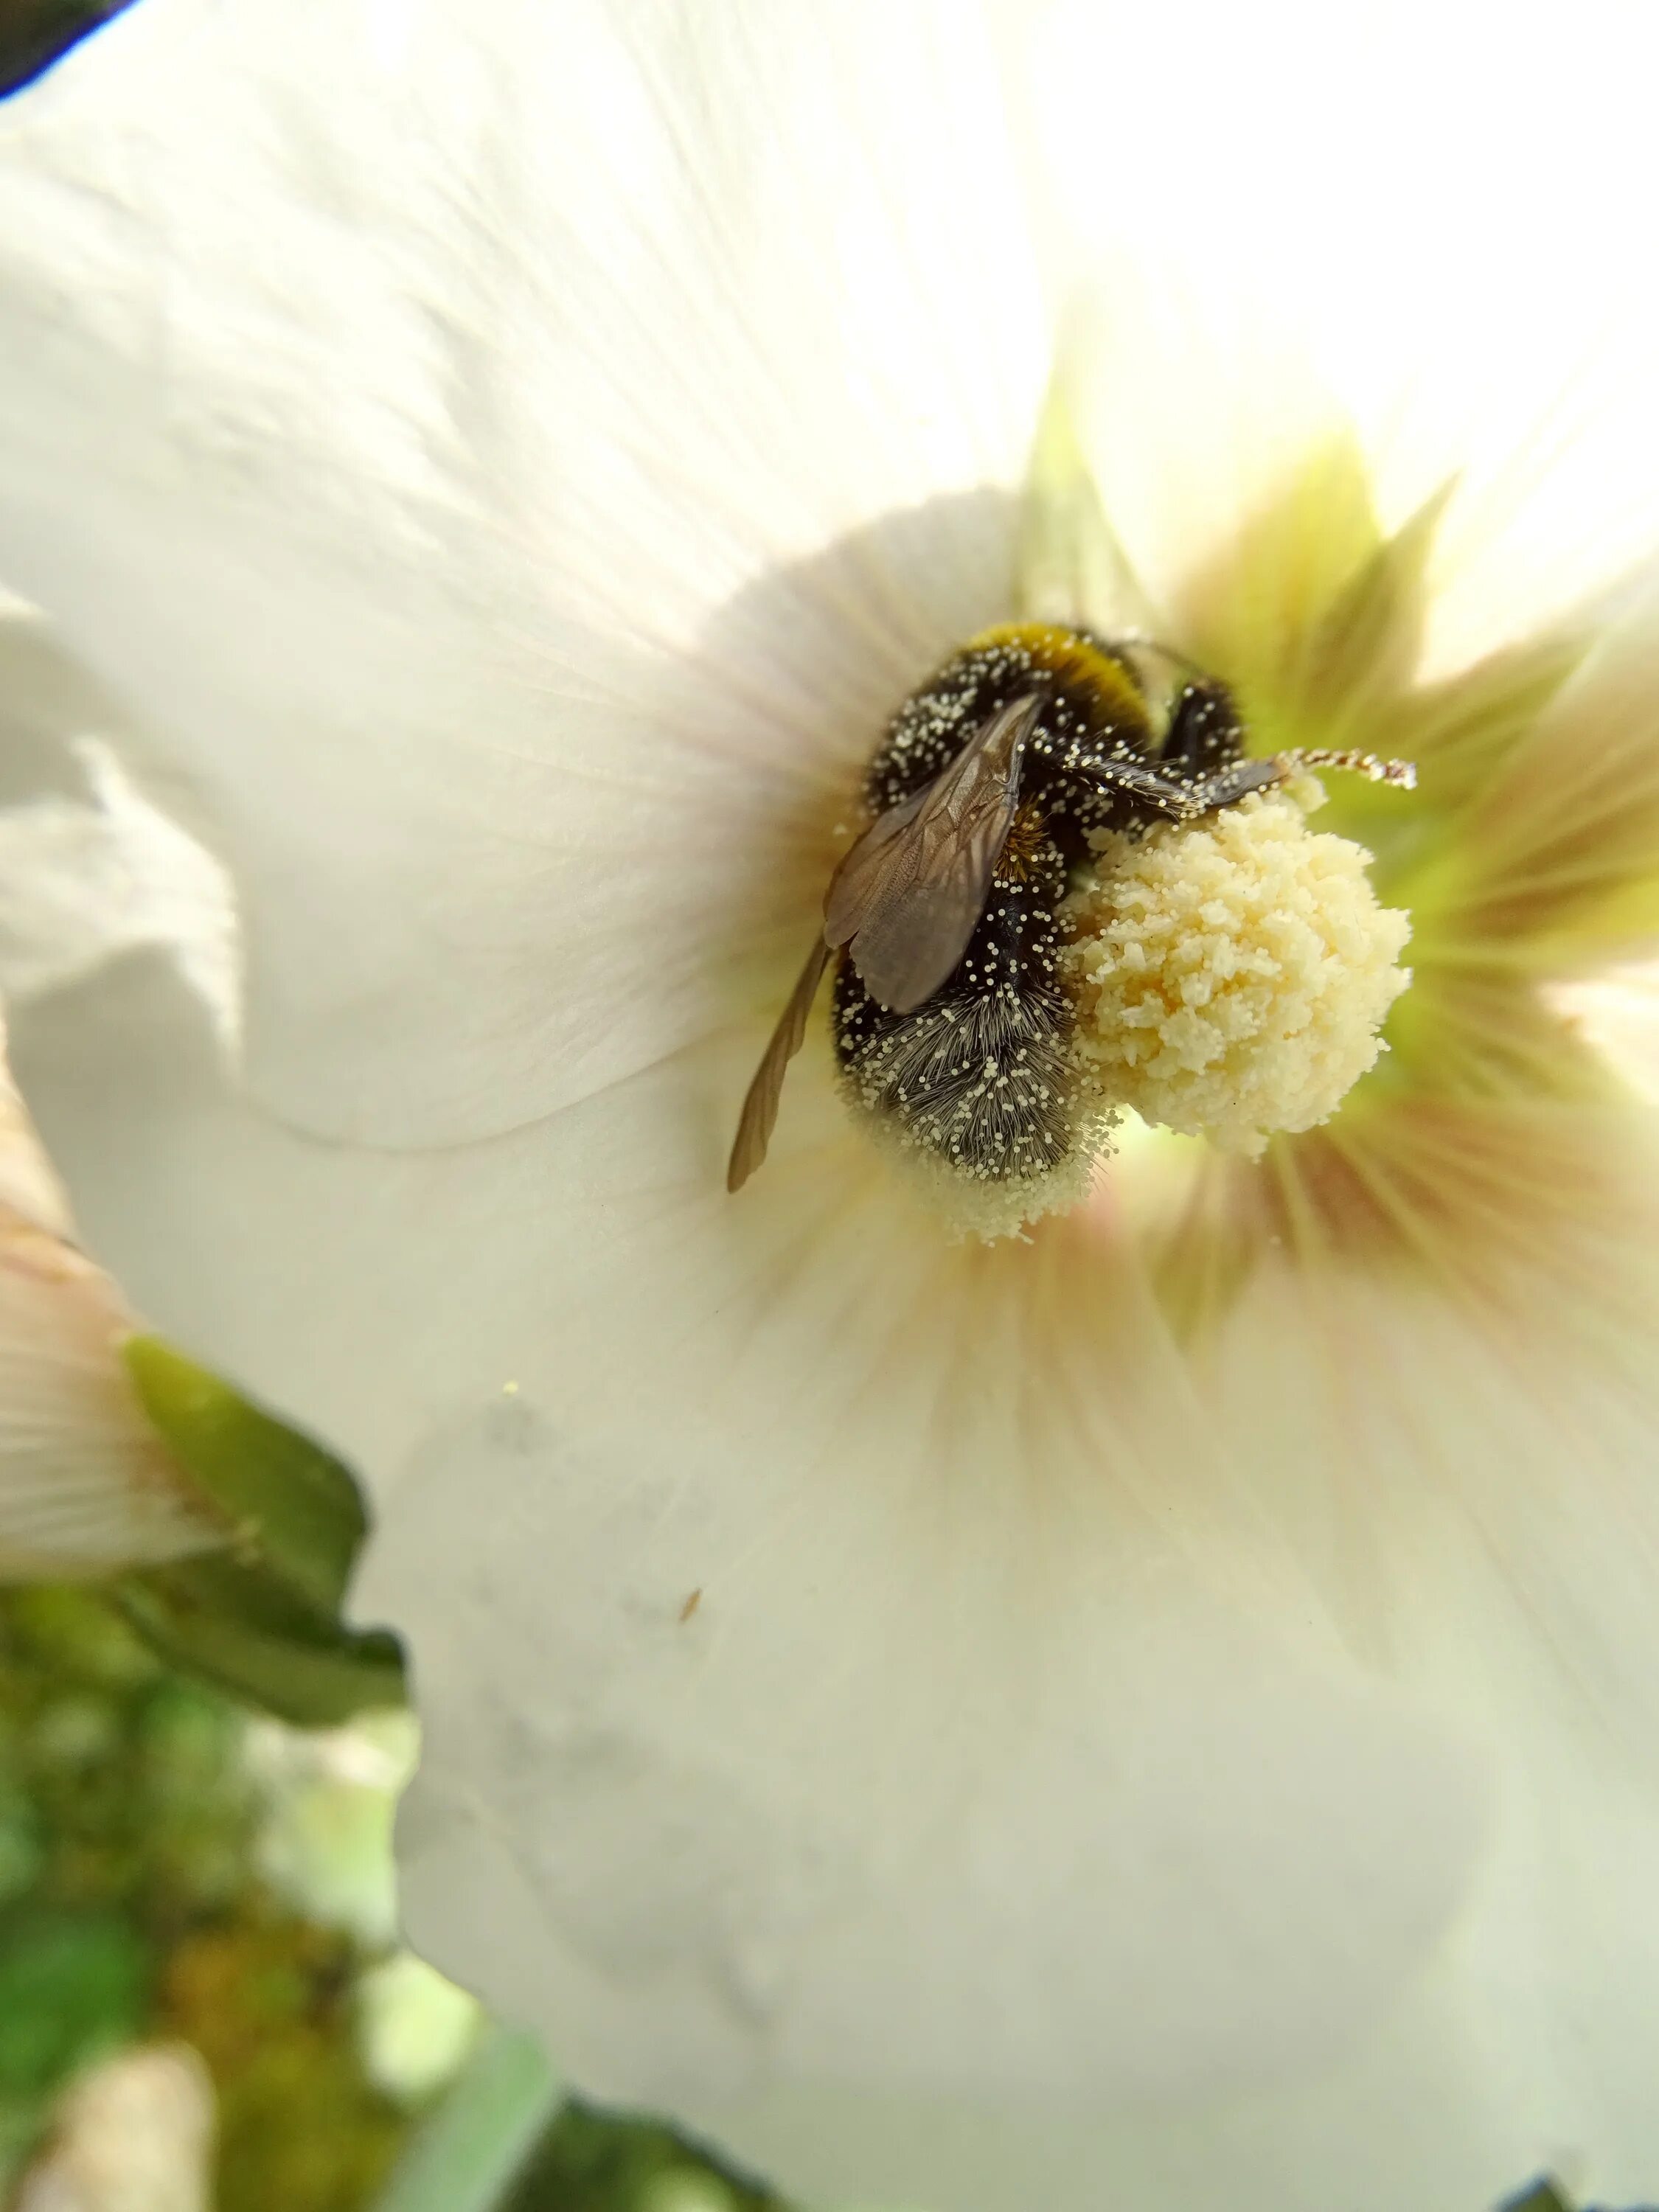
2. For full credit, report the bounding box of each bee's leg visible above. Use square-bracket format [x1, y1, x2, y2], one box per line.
[1158, 679, 1245, 775]
[1071, 755, 1200, 817]
[1183, 755, 1287, 815]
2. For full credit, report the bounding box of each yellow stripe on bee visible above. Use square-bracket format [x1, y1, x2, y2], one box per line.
[965, 623, 1152, 744]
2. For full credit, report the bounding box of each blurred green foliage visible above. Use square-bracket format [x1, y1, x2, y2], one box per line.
[161, 1913, 403, 2212]
[0, 1584, 406, 2206]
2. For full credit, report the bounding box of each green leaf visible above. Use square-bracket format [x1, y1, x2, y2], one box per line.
[113, 1341, 406, 1725]
[122, 1338, 366, 1614]
[114, 1562, 403, 1729]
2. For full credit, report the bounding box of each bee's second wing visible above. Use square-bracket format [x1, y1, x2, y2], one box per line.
[823, 690, 1043, 1014]
[726, 936, 834, 1192]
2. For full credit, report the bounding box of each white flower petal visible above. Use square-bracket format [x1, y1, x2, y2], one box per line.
[1551, 961, 1659, 1098]
[1020, 0, 1659, 675]
[695, 1728, 1659, 2212]
[0, 1050, 67, 1233]
[0, 0, 1048, 1145]
[0, 611, 222, 1577]
[0, 743, 235, 1015]
[9, 951, 1500, 2204]
[0, 597, 128, 807]
[0, 603, 237, 1013]
[384, 1417, 1482, 2110]
[0, 1183, 215, 1579]
[1206, 1237, 1659, 1805]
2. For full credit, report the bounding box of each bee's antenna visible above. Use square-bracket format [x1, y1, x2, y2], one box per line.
[1278, 748, 1417, 791]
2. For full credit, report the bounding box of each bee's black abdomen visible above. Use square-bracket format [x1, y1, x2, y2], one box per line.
[835, 827, 1075, 1180]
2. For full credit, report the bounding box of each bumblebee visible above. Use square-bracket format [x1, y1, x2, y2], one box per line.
[728, 623, 1405, 1192]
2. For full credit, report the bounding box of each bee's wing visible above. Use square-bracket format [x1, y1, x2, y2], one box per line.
[726, 935, 834, 1192]
[823, 689, 1043, 1015]
[730, 690, 1041, 1194]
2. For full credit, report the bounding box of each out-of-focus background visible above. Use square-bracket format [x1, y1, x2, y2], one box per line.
[0, 1582, 785, 2212]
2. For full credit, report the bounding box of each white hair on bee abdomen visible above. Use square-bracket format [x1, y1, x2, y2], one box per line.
[835, 968, 1075, 1179]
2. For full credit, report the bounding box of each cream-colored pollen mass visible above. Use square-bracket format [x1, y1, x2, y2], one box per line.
[1060, 790, 1411, 1155]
